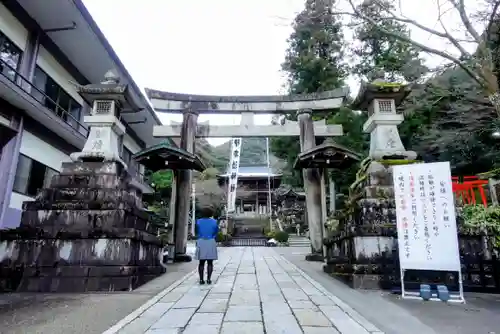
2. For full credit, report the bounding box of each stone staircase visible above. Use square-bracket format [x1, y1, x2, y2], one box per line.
[288, 236, 311, 248]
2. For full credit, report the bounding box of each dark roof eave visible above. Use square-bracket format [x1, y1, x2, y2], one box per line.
[133, 143, 207, 172]
[293, 143, 361, 170]
[73, 0, 162, 127]
[351, 81, 412, 110]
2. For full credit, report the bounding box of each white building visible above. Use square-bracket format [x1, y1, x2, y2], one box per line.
[0, 0, 164, 229]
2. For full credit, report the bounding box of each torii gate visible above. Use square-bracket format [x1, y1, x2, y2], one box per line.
[146, 88, 348, 261]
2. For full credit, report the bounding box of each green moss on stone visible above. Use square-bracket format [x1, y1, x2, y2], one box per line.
[376, 159, 420, 166]
[477, 168, 500, 179]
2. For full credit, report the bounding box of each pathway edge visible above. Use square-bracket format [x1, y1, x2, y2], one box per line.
[101, 269, 197, 334]
[277, 254, 384, 333]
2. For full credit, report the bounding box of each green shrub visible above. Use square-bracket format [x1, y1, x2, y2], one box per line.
[265, 231, 276, 239]
[215, 232, 224, 243]
[216, 232, 232, 244]
[274, 231, 289, 243]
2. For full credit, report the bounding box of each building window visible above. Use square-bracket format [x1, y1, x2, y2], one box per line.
[32, 66, 82, 131]
[0, 32, 22, 81]
[13, 154, 59, 197]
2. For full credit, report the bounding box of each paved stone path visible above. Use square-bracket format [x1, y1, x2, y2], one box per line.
[104, 247, 383, 334]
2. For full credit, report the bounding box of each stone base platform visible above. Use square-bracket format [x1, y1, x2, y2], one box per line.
[0, 232, 166, 293]
[17, 264, 164, 293]
[0, 160, 167, 293]
[174, 254, 192, 263]
[323, 268, 393, 290]
[305, 253, 324, 262]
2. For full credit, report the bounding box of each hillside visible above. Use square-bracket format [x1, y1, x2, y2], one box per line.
[186, 137, 284, 172]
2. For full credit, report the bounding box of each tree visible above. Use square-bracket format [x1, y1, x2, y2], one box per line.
[194, 179, 254, 213]
[195, 179, 226, 209]
[327, 107, 368, 194]
[271, 0, 347, 186]
[199, 167, 219, 181]
[351, 0, 428, 82]
[150, 169, 173, 189]
[333, 0, 500, 117]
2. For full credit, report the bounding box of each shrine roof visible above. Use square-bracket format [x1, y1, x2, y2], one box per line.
[275, 187, 306, 199]
[218, 166, 282, 178]
[133, 141, 206, 172]
[293, 142, 361, 170]
[352, 81, 412, 111]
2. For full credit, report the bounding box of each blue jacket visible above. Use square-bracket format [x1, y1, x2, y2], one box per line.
[196, 218, 218, 239]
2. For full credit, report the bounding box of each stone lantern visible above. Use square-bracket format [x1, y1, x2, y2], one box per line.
[1, 70, 166, 293]
[70, 70, 138, 166]
[354, 78, 417, 161]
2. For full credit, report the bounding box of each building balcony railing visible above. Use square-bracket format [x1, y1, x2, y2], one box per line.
[0, 58, 89, 137]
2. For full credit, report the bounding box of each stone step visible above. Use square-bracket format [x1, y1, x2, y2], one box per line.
[288, 237, 311, 247]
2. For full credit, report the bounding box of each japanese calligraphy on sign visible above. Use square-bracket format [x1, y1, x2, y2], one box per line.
[226, 137, 242, 213]
[392, 161, 460, 272]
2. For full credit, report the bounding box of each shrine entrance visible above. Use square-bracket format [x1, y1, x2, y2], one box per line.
[144, 88, 349, 261]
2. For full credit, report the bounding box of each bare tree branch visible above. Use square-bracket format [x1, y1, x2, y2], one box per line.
[436, 0, 471, 56]
[450, 0, 482, 42]
[341, 0, 486, 87]
[374, 0, 450, 39]
[486, 0, 500, 41]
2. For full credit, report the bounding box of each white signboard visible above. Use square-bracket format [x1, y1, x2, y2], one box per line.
[226, 138, 241, 213]
[393, 161, 460, 272]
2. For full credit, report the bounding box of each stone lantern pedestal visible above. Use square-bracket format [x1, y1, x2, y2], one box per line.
[323, 80, 417, 289]
[0, 71, 165, 292]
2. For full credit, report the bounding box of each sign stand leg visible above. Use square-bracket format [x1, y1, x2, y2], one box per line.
[458, 267, 466, 304]
[400, 268, 406, 298]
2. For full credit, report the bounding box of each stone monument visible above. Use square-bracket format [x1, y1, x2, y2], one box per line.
[0, 71, 165, 292]
[323, 79, 417, 289]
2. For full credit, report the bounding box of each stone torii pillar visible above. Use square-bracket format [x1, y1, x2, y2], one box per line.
[173, 108, 199, 262]
[297, 109, 324, 261]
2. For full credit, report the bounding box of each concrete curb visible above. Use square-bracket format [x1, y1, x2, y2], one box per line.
[101, 269, 197, 334]
[277, 254, 385, 334]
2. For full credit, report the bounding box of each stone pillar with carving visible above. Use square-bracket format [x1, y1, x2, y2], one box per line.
[297, 109, 324, 261]
[0, 71, 166, 293]
[173, 108, 198, 262]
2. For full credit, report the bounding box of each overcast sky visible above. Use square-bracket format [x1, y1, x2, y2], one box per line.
[82, 0, 478, 146]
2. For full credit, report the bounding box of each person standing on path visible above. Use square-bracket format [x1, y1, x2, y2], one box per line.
[194, 206, 219, 285]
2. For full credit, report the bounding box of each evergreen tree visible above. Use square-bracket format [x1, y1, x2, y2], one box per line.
[351, 0, 427, 82]
[271, 0, 347, 187]
[283, 0, 347, 93]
